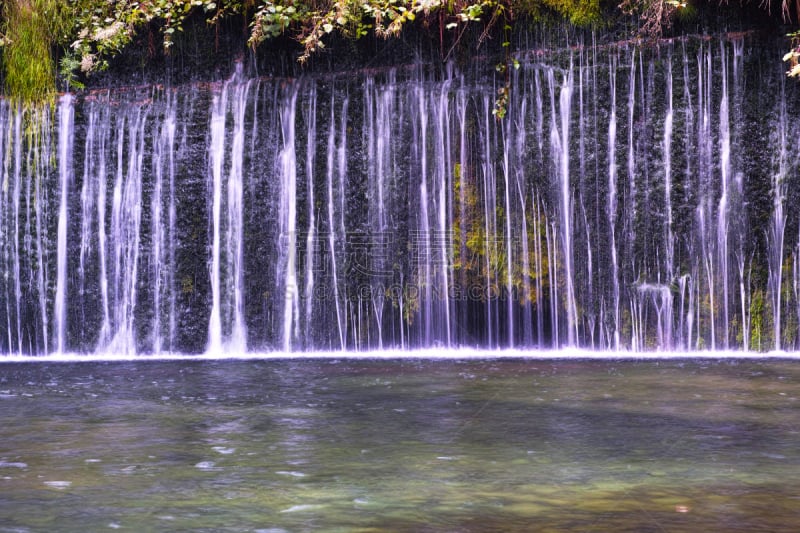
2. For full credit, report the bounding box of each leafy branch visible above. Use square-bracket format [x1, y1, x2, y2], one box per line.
[786, 30, 800, 77]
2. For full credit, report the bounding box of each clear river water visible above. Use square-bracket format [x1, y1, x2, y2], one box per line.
[1, 356, 799, 531]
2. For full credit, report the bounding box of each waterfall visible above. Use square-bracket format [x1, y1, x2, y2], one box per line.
[279, 85, 300, 352]
[514, 64, 533, 347]
[95, 102, 111, 350]
[0, 102, 8, 352]
[501, 84, 514, 347]
[364, 73, 398, 348]
[10, 109, 24, 354]
[54, 95, 74, 354]
[547, 64, 578, 346]
[608, 52, 621, 351]
[480, 95, 498, 347]
[435, 80, 453, 347]
[151, 93, 177, 353]
[663, 51, 675, 295]
[206, 70, 253, 354]
[626, 50, 639, 349]
[0, 35, 798, 356]
[416, 84, 433, 346]
[79, 104, 97, 348]
[304, 85, 318, 346]
[34, 111, 52, 356]
[680, 41, 694, 349]
[578, 46, 595, 348]
[456, 82, 470, 347]
[207, 81, 228, 354]
[718, 42, 732, 349]
[227, 80, 251, 352]
[325, 96, 345, 350]
[107, 108, 148, 354]
[769, 78, 789, 351]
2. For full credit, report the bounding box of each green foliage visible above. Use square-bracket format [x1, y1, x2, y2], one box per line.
[64, 0, 238, 76]
[249, 0, 310, 45]
[0, 0, 607, 103]
[493, 21, 519, 120]
[1, 0, 791, 103]
[617, 0, 683, 38]
[786, 30, 800, 77]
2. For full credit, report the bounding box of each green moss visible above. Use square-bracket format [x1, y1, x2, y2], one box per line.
[541, 0, 602, 25]
[750, 288, 764, 352]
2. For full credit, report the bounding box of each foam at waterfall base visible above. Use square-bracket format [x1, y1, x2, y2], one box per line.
[0, 348, 798, 363]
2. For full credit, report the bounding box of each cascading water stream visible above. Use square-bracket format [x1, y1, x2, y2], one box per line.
[326, 96, 345, 351]
[626, 50, 638, 350]
[500, 86, 515, 347]
[607, 53, 621, 351]
[480, 95, 498, 347]
[415, 84, 434, 346]
[549, 63, 578, 346]
[435, 80, 454, 347]
[336, 97, 350, 344]
[769, 78, 789, 351]
[54, 95, 74, 354]
[663, 51, 675, 303]
[9, 108, 24, 354]
[0, 102, 8, 352]
[578, 46, 595, 348]
[95, 103, 112, 350]
[151, 93, 177, 353]
[79, 104, 97, 347]
[227, 80, 251, 352]
[697, 43, 716, 349]
[680, 41, 695, 349]
[512, 64, 533, 347]
[33, 111, 52, 356]
[304, 85, 318, 346]
[107, 108, 148, 354]
[718, 42, 732, 349]
[279, 85, 300, 352]
[207, 81, 228, 354]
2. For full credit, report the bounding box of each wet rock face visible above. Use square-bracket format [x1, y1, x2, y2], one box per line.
[0, 32, 798, 355]
[76, 10, 447, 92]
